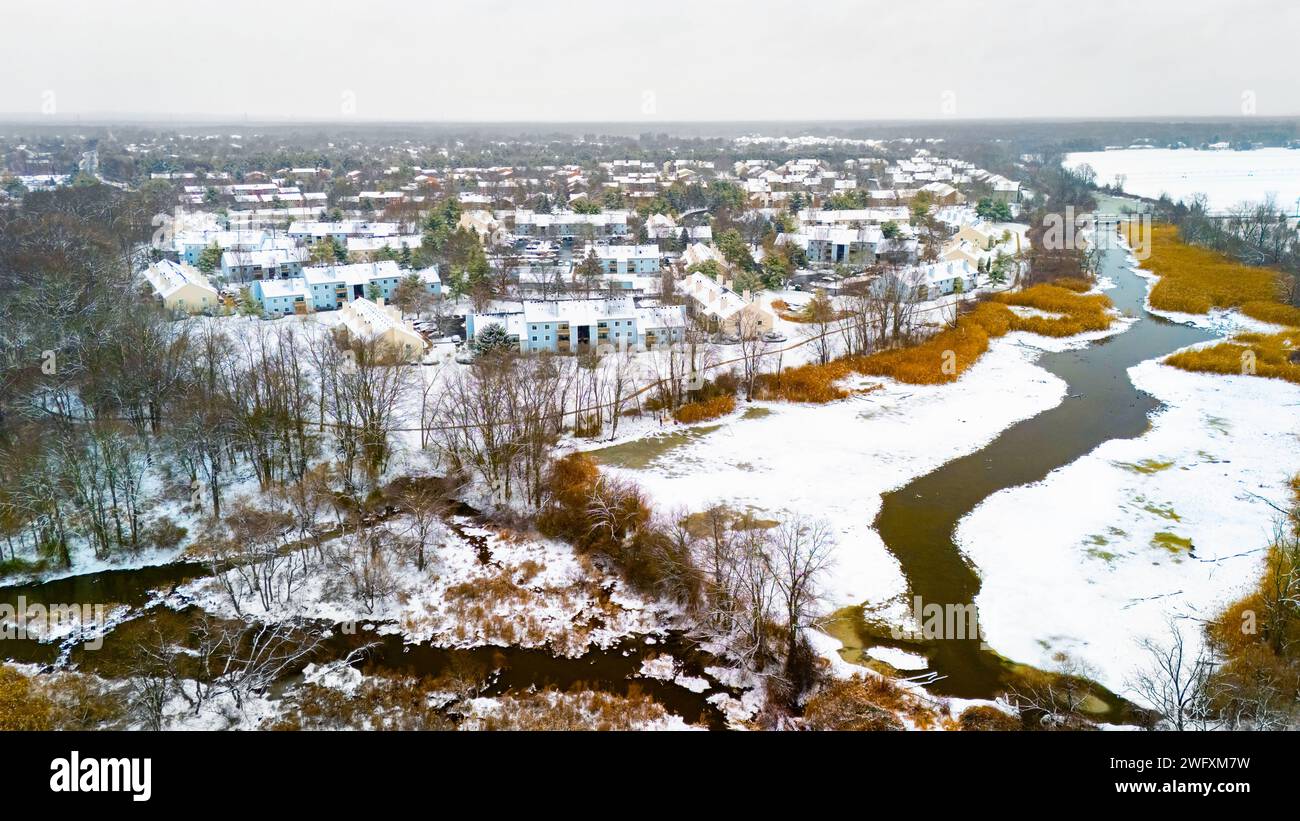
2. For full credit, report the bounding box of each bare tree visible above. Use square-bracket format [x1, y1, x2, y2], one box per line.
[799, 290, 839, 366]
[187, 613, 324, 712]
[1010, 652, 1101, 730]
[865, 266, 924, 347]
[323, 333, 412, 490]
[192, 498, 306, 616]
[605, 347, 638, 440]
[398, 481, 448, 571]
[768, 515, 834, 675]
[1129, 619, 1217, 731]
[737, 312, 772, 400]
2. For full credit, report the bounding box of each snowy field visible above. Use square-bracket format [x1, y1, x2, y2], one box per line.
[173, 515, 673, 657]
[1064, 147, 1300, 212]
[587, 327, 1126, 617]
[957, 357, 1300, 698]
[955, 243, 1300, 700]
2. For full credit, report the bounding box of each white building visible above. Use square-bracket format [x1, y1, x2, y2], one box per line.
[467, 297, 686, 353]
[337, 298, 427, 361]
[142, 260, 220, 314]
[681, 272, 776, 338]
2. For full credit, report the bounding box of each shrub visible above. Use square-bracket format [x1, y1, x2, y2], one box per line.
[0, 665, 53, 730]
[147, 516, 188, 552]
[536, 453, 701, 604]
[672, 394, 736, 424]
[0, 556, 50, 578]
[802, 675, 906, 731]
[774, 294, 849, 323]
[957, 704, 1021, 731]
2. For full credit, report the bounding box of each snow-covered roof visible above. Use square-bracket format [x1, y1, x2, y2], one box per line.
[302, 260, 402, 286]
[582, 243, 660, 262]
[143, 260, 216, 299]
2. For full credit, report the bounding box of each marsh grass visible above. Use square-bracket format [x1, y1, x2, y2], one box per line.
[757, 284, 1115, 400]
[1124, 223, 1300, 384]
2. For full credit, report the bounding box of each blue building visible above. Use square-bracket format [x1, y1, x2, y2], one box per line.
[250, 262, 440, 316]
[467, 297, 685, 353]
[581, 243, 662, 276]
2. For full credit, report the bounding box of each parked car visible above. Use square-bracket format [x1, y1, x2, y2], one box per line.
[762, 331, 787, 343]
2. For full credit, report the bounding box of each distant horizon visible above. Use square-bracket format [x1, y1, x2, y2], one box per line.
[3, 112, 1299, 129]
[8, 0, 1300, 123]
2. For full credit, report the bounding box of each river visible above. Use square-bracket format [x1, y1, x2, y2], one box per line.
[0, 233, 1222, 724]
[0, 505, 732, 727]
[845, 225, 1216, 711]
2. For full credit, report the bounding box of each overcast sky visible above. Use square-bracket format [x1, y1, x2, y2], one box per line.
[4, 0, 1298, 122]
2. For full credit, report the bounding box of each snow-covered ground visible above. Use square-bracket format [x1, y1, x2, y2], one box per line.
[957, 353, 1300, 698]
[1126, 261, 1294, 336]
[1064, 147, 1300, 212]
[173, 515, 675, 657]
[589, 322, 1130, 616]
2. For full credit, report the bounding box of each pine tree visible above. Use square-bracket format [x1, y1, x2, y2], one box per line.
[473, 322, 515, 356]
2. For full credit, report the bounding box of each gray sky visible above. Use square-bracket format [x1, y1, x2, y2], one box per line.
[5, 0, 1298, 122]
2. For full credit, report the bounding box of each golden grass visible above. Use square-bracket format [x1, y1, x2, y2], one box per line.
[672, 394, 736, 424]
[756, 284, 1116, 399]
[1129, 223, 1292, 318]
[1124, 222, 1300, 384]
[856, 285, 1115, 385]
[1050, 277, 1095, 293]
[1164, 329, 1300, 385]
[755, 358, 860, 403]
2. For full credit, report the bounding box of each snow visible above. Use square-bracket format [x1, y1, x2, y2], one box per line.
[301, 660, 364, 696]
[956, 359, 1300, 699]
[864, 645, 928, 669]
[1126, 263, 1293, 336]
[174, 515, 676, 657]
[593, 327, 1121, 617]
[1064, 147, 1300, 213]
[637, 654, 677, 681]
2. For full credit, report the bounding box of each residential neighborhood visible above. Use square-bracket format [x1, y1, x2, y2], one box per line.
[1, 2, 1297, 781]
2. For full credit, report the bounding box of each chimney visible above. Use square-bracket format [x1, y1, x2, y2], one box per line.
[742, 289, 751, 302]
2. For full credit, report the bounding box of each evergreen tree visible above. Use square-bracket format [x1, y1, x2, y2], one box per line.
[473, 322, 515, 356]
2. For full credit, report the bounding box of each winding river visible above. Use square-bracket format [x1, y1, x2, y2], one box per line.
[860, 224, 1215, 705]
[0, 224, 1222, 724]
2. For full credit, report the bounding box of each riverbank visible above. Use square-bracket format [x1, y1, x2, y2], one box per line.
[957, 357, 1300, 696]
[589, 292, 1134, 629]
[955, 240, 1300, 700]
